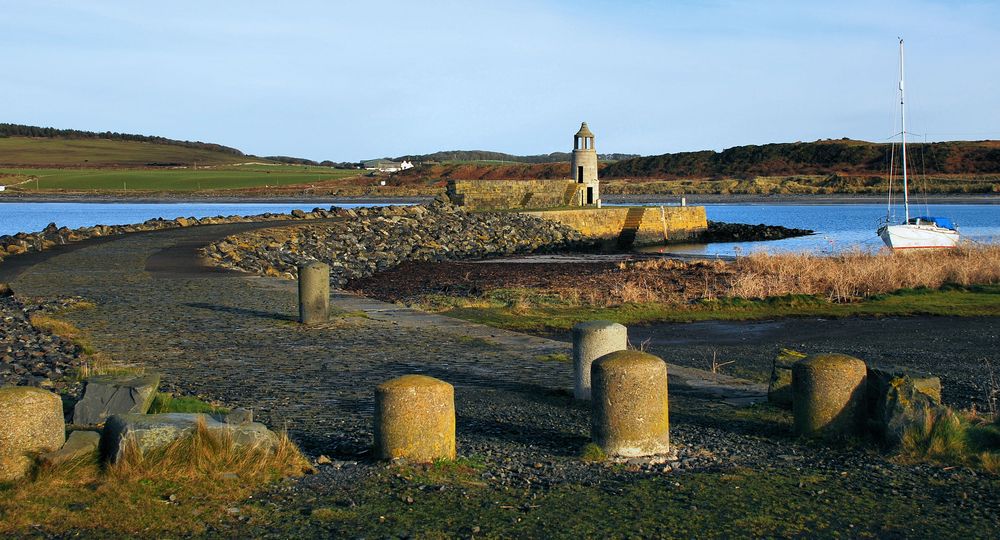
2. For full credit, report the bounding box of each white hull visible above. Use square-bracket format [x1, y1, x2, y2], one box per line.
[878, 224, 959, 250]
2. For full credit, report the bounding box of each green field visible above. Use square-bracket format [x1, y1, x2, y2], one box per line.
[0, 164, 365, 192]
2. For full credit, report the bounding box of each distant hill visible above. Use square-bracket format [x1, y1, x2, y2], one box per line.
[0, 123, 245, 155]
[0, 123, 257, 167]
[601, 139, 1000, 179]
[390, 150, 639, 164]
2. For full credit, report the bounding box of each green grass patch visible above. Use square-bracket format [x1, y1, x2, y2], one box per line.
[430, 284, 1000, 332]
[0, 164, 364, 192]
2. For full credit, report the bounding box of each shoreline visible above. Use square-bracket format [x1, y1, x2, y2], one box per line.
[1, 192, 997, 205]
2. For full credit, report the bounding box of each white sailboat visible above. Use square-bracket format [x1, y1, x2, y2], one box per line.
[877, 38, 960, 250]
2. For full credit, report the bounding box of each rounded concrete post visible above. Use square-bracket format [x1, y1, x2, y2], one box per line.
[792, 353, 868, 438]
[298, 261, 329, 325]
[572, 320, 627, 400]
[0, 387, 66, 481]
[375, 375, 456, 462]
[591, 350, 669, 457]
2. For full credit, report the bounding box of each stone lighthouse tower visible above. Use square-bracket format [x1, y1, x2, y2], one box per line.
[571, 122, 600, 206]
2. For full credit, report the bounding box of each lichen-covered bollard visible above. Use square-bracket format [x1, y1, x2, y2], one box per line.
[375, 375, 456, 462]
[298, 261, 329, 324]
[0, 387, 66, 481]
[792, 353, 868, 438]
[591, 350, 669, 457]
[572, 320, 628, 400]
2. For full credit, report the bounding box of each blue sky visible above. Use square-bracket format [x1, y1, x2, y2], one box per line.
[3, 1, 998, 161]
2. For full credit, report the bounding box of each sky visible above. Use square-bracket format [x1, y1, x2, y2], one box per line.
[3, 1, 999, 161]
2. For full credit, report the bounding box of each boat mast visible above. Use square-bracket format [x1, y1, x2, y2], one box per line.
[899, 37, 909, 222]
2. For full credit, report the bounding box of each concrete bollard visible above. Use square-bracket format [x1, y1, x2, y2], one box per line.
[375, 375, 456, 462]
[298, 261, 330, 324]
[591, 350, 669, 457]
[0, 387, 66, 481]
[572, 320, 628, 400]
[792, 353, 868, 438]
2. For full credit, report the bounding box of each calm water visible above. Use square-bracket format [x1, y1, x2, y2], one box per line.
[0, 201, 996, 255]
[0, 202, 382, 237]
[635, 203, 999, 256]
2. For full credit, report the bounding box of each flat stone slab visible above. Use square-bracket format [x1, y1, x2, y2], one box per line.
[100, 412, 279, 463]
[40, 430, 100, 466]
[73, 372, 161, 425]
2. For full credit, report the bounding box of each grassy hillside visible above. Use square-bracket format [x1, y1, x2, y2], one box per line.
[390, 139, 1000, 195]
[0, 136, 255, 167]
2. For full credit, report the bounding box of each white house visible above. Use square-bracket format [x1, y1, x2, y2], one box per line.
[363, 160, 415, 173]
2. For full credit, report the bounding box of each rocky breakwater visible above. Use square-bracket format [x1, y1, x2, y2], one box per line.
[700, 220, 813, 243]
[202, 201, 591, 286]
[0, 208, 342, 264]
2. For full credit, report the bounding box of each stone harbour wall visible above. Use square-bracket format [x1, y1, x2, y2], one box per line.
[446, 179, 578, 210]
[523, 206, 708, 247]
[203, 201, 591, 287]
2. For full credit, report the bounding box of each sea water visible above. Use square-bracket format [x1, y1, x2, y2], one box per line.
[0, 201, 386, 237]
[0, 200, 996, 255]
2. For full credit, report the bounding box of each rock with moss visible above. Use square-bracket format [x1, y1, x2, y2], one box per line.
[0, 386, 66, 481]
[792, 353, 868, 438]
[768, 348, 807, 409]
[867, 367, 945, 446]
[72, 372, 161, 425]
[99, 413, 279, 463]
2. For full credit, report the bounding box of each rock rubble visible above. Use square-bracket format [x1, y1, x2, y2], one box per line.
[203, 202, 592, 287]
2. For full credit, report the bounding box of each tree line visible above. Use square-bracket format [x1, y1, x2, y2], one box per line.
[601, 139, 1000, 178]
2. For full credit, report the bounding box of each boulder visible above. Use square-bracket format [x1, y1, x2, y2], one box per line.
[72, 372, 161, 425]
[40, 430, 101, 466]
[0, 386, 66, 481]
[868, 367, 944, 445]
[100, 413, 279, 463]
[768, 348, 807, 409]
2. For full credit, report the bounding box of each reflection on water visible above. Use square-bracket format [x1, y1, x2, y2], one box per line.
[633, 203, 999, 256]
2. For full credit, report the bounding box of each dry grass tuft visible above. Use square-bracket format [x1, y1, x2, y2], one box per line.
[900, 408, 967, 463]
[1, 417, 311, 536]
[110, 416, 311, 483]
[728, 244, 1000, 302]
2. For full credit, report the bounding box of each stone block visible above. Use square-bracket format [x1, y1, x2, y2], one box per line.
[591, 350, 669, 457]
[867, 367, 944, 446]
[572, 320, 628, 400]
[768, 348, 808, 409]
[375, 375, 455, 462]
[72, 372, 161, 425]
[298, 261, 330, 324]
[40, 430, 100, 466]
[100, 413, 279, 463]
[792, 354, 868, 438]
[0, 386, 66, 481]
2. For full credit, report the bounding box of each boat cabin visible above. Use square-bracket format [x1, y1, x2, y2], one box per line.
[907, 216, 956, 230]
